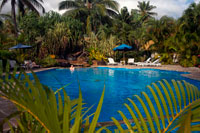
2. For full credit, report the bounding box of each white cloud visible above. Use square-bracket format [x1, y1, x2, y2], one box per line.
[194, 0, 200, 3]
[43, 0, 61, 12]
[117, 0, 193, 18]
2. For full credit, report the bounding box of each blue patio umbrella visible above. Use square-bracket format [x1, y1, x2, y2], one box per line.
[9, 43, 32, 50]
[113, 44, 132, 62]
[113, 44, 132, 51]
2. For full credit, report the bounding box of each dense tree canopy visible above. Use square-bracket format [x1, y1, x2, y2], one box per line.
[0, 0, 45, 35]
[59, 0, 119, 33]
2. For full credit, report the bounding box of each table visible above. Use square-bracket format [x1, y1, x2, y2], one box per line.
[120, 60, 125, 65]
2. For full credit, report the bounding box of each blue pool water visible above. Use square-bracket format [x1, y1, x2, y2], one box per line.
[32, 67, 200, 123]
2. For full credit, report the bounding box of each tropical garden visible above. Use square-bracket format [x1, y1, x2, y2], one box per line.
[0, 0, 200, 132]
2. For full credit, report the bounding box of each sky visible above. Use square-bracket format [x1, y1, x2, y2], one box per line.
[1, 0, 200, 18]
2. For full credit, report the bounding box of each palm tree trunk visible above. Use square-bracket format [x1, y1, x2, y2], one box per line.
[86, 16, 92, 34]
[11, 0, 18, 37]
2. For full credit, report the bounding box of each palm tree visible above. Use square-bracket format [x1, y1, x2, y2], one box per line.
[137, 1, 157, 22]
[59, 0, 119, 17]
[147, 16, 176, 45]
[117, 7, 131, 24]
[0, 0, 45, 36]
[59, 0, 119, 33]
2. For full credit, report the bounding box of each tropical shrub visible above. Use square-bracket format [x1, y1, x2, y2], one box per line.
[88, 48, 107, 62]
[18, 11, 84, 58]
[15, 53, 27, 64]
[42, 22, 71, 57]
[0, 20, 16, 50]
[86, 32, 118, 61]
[40, 55, 58, 67]
[160, 53, 173, 65]
[179, 59, 194, 67]
[0, 50, 15, 69]
[0, 50, 15, 60]
[18, 12, 42, 44]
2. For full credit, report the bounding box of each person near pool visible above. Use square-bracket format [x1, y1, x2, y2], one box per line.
[70, 65, 75, 71]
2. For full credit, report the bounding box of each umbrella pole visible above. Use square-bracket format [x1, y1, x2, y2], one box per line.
[123, 52, 124, 61]
[123, 51, 125, 65]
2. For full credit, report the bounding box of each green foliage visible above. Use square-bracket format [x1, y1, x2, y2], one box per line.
[112, 79, 200, 132]
[15, 53, 29, 64]
[160, 53, 173, 64]
[62, 16, 84, 51]
[1, 0, 200, 67]
[0, 50, 15, 60]
[59, 0, 119, 34]
[42, 22, 71, 56]
[86, 32, 118, 59]
[150, 2, 200, 66]
[0, 0, 45, 35]
[88, 48, 107, 61]
[0, 14, 12, 29]
[179, 59, 194, 67]
[40, 55, 58, 67]
[18, 11, 84, 58]
[19, 12, 42, 43]
[0, 20, 16, 50]
[0, 62, 106, 132]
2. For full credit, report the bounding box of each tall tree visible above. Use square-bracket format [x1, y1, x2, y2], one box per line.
[59, 0, 119, 33]
[0, 0, 45, 36]
[113, 7, 132, 44]
[117, 7, 131, 24]
[137, 1, 157, 22]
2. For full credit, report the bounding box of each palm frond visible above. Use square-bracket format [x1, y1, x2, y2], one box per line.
[29, 0, 45, 13]
[0, 62, 107, 132]
[99, 0, 119, 12]
[18, 0, 25, 16]
[113, 79, 200, 132]
[21, 0, 45, 14]
[106, 8, 118, 17]
[59, 0, 79, 10]
[0, 0, 9, 11]
[95, 3, 106, 16]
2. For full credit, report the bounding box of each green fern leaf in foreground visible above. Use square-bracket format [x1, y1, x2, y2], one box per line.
[112, 79, 200, 132]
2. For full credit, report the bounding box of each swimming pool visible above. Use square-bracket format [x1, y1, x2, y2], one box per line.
[32, 67, 200, 123]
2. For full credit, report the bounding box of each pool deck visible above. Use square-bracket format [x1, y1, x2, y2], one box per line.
[0, 65, 200, 131]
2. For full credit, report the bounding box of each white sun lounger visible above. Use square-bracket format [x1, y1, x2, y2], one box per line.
[148, 59, 161, 66]
[127, 58, 134, 65]
[135, 57, 151, 66]
[137, 59, 161, 66]
[107, 58, 119, 65]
